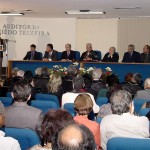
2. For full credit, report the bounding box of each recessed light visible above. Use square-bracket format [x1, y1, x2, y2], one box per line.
[65, 10, 105, 15]
[0, 13, 24, 16]
[114, 7, 141, 10]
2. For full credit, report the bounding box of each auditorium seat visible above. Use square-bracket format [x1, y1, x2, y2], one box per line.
[96, 117, 103, 124]
[38, 52, 43, 60]
[139, 108, 150, 116]
[97, 89, 108, 98]
[133, 98, 150, 114]
[96, 97, 108, 107]
[35, 93, 59, 106]
[74, 51, 80, 60]
[6, 92, 12, 97]
[31, 100, 59, 113]
[94, 50, 101, 61]
[0, 97, 13, 107]
[5, 128, 40, 150]
[63, 103, 75, 116]
[107, 137, 150, 150]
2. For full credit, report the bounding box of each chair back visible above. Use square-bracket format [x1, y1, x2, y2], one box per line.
[96, 117, 103, 124]
[0, 97, 13, 107]
[133, 98, 150, 114]
[74, 51, 80, 60]
[97, 89, 108, 98]
[31, 100, 59, 113]
[35, 93, 59, 106]
[5, 128, 40, 150]
[64, 103, 75, 116]
[139, 108, 150, 116]
[6, 92, 12, 97]
[94, 50, 101, 61]
[107, 137, 150, 150]
[96, 97, 108, 107]
[38, 52, 43, 60]
[57, 52, 62, 60]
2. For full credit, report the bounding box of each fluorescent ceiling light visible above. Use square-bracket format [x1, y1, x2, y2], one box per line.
[0, 13, 24, 16]
[65, 10, 105, 15]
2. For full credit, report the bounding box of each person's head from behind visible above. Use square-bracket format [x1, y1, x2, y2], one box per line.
[74, 94, 93, 116]
[48, 74, 62, 93]
[65, 44, 71, 52]
[17, 70, 25, 78]
[24, 70, 33, 84]
[131, 73, 142, 84]
[106, 74, 119, 87]
[67, 65, 77, 76]
[30, 44, 36, 51]
[92, 68, 102, 80]
[11, 67, 19, 77]
[143, 45, 150, 54]
[128, 44, 135, 53]
[41, 109, 75, 147]
[110, 90, 133, 115]
[35, 67, 41, 76]
[124, 73, 133, 83]
[12, 80, 31, 102]
[46, 43, 53, 52]
[0, 102, 5, 127]
[144, 78, 150, 89]
[86, 43, 92, 52]
[73, 76, 84, 92]
[41, 67, 50, 77]
[109, 47, 116, 55]
[53, 124, 96, 150]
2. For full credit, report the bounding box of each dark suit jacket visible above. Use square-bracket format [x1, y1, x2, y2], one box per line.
[122, 51, 141, 63]
[102, 52, 119, 62]
[80, 50, 98, 61]
[0, 38, 6, 58]
[5, 102, 44, 132]
[23, 51, 42, 60]
[140, 53, 150, 63]
[43, 50, 58, 61]
[61, 50, 75, 60]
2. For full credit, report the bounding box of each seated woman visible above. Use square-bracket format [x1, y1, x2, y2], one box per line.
[29, 109, 75, 150]
[73, 94, 101, 149]
[61, 76, 99, 114]
[102, 47, 119, 62]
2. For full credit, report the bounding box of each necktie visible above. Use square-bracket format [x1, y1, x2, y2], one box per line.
[30, 51, 34, 60]
[67, 52, 70, 58]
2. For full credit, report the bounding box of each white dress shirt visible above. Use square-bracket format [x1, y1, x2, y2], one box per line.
[61, 92, 99, 113]
[0, 130, 21, 150]
[100, 113, 149, 150]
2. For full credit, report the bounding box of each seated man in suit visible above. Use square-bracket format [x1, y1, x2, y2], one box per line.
[23, 44, 41, 60]
[5, 80, 44, 133]
[101, 90, 149, 150]
[102, 47, 119, 62]
[140, 45, 150, 63]
[43, 43, 58, 61]
[61, 44, 75, 61]
[122, 44, 141, 63]
[80, 43, 98, 61]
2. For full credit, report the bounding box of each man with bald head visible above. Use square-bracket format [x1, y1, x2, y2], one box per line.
[53, 124, 96, 150]
[80, 43, 98, 61]
[134, 77, 150, 100]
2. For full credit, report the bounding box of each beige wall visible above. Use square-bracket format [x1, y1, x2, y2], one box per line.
[76, 19, 118, 58]
[117, 18, 150, 60]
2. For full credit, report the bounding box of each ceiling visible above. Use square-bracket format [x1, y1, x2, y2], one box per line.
[0, 0, 150, 18]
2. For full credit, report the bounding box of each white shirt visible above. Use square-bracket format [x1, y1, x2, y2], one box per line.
[0, 130, 21, 150]
[61, 92, 99, 113]
[100, 113, 149, 150]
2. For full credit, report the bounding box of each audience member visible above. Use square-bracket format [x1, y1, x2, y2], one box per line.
[122, 73, 143, 97]
[61, 44, 76, 61]
[74, 94, 100, 148]
[140, 45, 150, 63]
[121, 73, 133, 85]
[62, 65, 77, 92]
[80, 43, 98, 61]
[5, 81, 44, 132]
[17, 70, 25, 78]
[122, 44, 141, 63]
[23, 44, 41, 60]
[61, 76, 99, 114]
[0, 101, 21, 150]
[29, 109, 75, 150]
[35, 68, 42, 76]
[52, 124, 96, 150]
[101, 90, 149, 150]
[134, 77, 150, 100]
[43, 43, 58, 61]
[87, 68, 106, 99]
[102, 47, 119, 62]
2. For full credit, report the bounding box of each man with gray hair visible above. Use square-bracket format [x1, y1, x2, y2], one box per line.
[87, 68, 106, 99]
[101, 90, 149, 150]
[134, 77, 150, 100]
